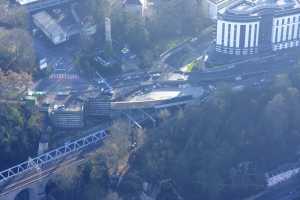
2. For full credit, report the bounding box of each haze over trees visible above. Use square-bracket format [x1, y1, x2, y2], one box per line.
[44, 68, 300, 200]
[126, 71, 300, 200]
[0, 3, 28, 29]
[2, 0, 300, 199]
[0, 2, 36, 74]
[47, 119, 134, 200]
[0, 28, 36, 73]
[0, 2, 40, 171]
[0, 103, 43, 170]
[75, 0, 208, 75]
[0, 70, 33, 99]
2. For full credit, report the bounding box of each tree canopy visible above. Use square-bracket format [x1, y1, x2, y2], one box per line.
[128, 71, 300, 200]
[0, 104, 42, 170]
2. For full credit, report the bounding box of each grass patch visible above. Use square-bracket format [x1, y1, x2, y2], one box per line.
[154, 36, 191, 55]
[180, 58, 204, 73]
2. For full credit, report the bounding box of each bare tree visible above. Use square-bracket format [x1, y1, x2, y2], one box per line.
[0, 28, 36, 72]
[94, 119, 131, 174]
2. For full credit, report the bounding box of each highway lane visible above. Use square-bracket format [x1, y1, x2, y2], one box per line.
[108, 53, 298, 91]
[189, 58, 297, 84]
[254, 178, 300, 200]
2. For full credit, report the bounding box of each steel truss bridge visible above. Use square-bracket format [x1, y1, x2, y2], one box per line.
[0, 130, 108, 185]
[0, 107, 157, 187]
[0, 97, 186, 194]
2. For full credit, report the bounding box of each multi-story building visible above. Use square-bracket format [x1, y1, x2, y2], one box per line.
[207, 0, 300, 65]
[85, 95, 112, 117]
[49, 103, 84, 129]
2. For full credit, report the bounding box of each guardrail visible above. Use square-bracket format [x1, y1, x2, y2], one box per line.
[0, 130, 108, 184]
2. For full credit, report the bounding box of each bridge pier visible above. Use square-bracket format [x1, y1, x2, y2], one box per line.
[0, 130, 108, 200]
[0, 177, 49, 200]
[0, 191, 18, 200]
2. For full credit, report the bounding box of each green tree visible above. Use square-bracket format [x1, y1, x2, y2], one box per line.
[0, 28, 36, 73]
[0, 104, 42, 170]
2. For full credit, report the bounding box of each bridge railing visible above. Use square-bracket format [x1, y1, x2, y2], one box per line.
[0, 130, 108, 184]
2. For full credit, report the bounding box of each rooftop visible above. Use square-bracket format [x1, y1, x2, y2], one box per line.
[126, 85, 203, 102]
[33, 11, 66, 38]
[123, 0, 142, 5]
[208, 0, 232, 4]
[52, 98, 84, 112]
[16, 0, 39, 5]
[224, 0, 300, 17]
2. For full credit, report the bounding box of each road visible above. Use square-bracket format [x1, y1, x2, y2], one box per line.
[22, 20, 300, 200]
[252, 177, 300, 200]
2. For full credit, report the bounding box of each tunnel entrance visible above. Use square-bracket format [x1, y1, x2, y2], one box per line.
[15, 188, 31, 200]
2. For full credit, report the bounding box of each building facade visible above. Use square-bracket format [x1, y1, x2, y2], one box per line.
[207, 0, 300, 65]
[85, 95, 112, 117]
[50, 104, 84, 129]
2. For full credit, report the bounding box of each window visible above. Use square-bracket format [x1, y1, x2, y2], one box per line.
[234, 24, 237, 47]
[254, 24, 258, 46]
[286, 26, 290, 41]
[222, 23, 225, 46]
[275, 28, 279, 43]
[240, 25, 246, 49]
[280, 26, 284, 42]
[248, 25, 252, 47]
[227, 24, 231, 47]
[292, 24, 295, 39]
[297, 22, 300, 38]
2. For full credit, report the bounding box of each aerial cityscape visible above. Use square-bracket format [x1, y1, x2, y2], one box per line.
[1, 0, 300, 199]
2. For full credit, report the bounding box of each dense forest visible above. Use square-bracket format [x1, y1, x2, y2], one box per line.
[2, 0, 300, 199]
[0, 1, 42, 171]
[0, 104, 43, 170]
[127, 71, 300, 200]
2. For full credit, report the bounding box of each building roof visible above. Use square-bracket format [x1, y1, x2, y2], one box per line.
[123, 0, 142, 6]
[208, 0, 232, 4]
[33, 11, 66, 38]
[221, 0, 300, 18]
[16, 0, 39, 5]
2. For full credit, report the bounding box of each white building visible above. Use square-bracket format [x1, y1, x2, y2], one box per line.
[207, 0, 300, 65]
